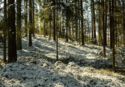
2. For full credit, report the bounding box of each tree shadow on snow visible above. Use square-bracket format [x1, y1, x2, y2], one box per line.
[0, 61, 122, 87]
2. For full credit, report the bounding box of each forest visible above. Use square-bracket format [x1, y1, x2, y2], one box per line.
[0, 0, 125, 87]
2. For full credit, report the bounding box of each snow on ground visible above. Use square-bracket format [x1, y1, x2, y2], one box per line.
[0, 35, 125, 87]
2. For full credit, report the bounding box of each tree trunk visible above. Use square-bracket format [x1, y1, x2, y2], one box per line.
[49, 20, 51, 39]
[81, 0, 84, 45]
[105, 0, 108, 46]
[32, 0, 35, 37]
[112, 0, 115, 71]
[8, 0, 17, 63]
[66, 0, 68, 42]
[25, 0, 27, 36]
[109, 0, 112, 49]
[92, 0, 96, 44]
[98, 0, 101, 45]
[75, 1, 78, 41]
[91, 0, 93, 40]
[103, 0, 106, 57]
[3, 0, 7, 63]
[43, 19, 46, 37]
[122, 0, 125, 46]
[17, 0, 22, 50]
[29, 0, 32, 47]
[53, 0, 56, 41]
[79, 0, 81, 44]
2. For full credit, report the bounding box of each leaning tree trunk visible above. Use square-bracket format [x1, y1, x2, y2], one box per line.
[8, 0, 17, 63]
[29, 0, 32, 47]
[3, 0, 7, 63]
[17, 0, 22, 50]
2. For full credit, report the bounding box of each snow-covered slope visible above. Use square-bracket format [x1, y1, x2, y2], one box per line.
[0, 35, 125, 87]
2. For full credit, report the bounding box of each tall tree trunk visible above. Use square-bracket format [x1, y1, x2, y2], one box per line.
[43, 1, 46, 37]
[66, 0, 68, 42]
[25, 0, 27, 36]
[3, 0, 7, 63]
[29, 0, 32, 47]
[122, 0, 125, 46]
[17, 0, 22, 50]
[103, 0, 106, 57]
[32, 0, 35, 37]
[112, 0, 115, 71]
[92, 0, 96, 44]
[79, 0, 81, 44]
[105, 0, 108, 46]
[49, 0, 52, 39]
[109, 0, 112, 49]
[53, 0, 56, 41]
[91, 0, 93, 39]
[79, 19, 81, 44]
[114, 0, 117, 46]
[81, 0, 84, 45]
[8, 0, 17, 63]
[98, 0, 101, 45]
[75, 1, 78, 41]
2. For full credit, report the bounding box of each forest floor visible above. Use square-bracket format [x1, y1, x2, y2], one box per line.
[0, 34, 125, 87]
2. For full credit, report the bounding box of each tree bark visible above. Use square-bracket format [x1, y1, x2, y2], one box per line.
[112, 0, 115, 71]
[32, 0, 35, 37]
[66, 0, 68, 42]
[103, 0, 106, 57]
[109, 0, 112, 49]
[17, 0, 22, 50]
[105, 0, 108, 46]
[81, 0, 84, 45]
[8, 0, 17, 63]
[25, 0, 27, 36]
[29, 0, 32, 47]
[53, 0, 56, 41]
[75, 1, 78, 41]
[122, 0, 125, 46]
[92, 0, 96, 44]
[91, 0, 93, 40]
[3, 0, 7, 63]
